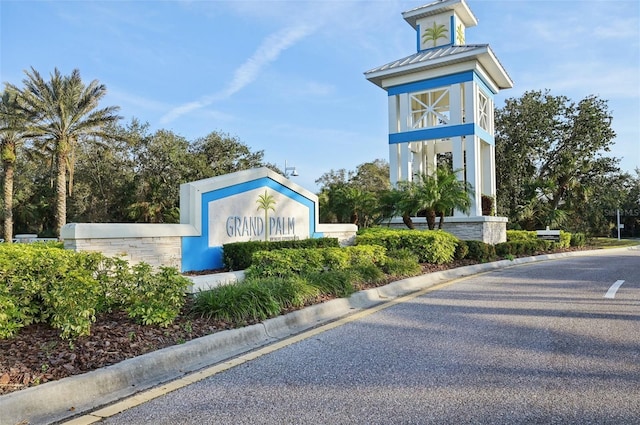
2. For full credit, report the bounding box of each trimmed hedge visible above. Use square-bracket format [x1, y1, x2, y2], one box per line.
[355, 227, 457, 264]
[244, 245, 387, 279]
[223, 238, 340, 271]
[464, 240, 496, 262]
[495, 239, 552, 257]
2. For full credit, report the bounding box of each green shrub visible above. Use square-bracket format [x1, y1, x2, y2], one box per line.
[245, 245, 387, 279]
[343, 245, 387, 267]
[245, 248, 325, 279]
[0, 244, 189, 339]
[121, 264, 191, 327]
[223, 238, 339, 270]
[383, 257, 422, 278]
[465, 240, 496, 262]
[558, 231, 572, 249]
[356, 228, 457, 264]
[349, 263, 388, 286]
[506, 230, 537, 241]
[454, 240, 469, 260]
[570, 232, 586, 247]
[0, 285, 26, 339]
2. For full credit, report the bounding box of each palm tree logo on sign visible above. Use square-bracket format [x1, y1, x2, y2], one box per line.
[422, 22, 448, 47]
[256, 190, 276, 241]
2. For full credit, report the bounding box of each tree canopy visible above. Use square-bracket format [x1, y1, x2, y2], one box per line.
[495, 90, 621, 232]
[0, 67, 277, 236]
[1, 70, 638, 238]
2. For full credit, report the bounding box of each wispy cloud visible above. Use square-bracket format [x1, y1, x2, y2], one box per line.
[160, 23, 316, 124]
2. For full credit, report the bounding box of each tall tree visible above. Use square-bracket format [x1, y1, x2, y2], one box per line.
[0, 87, 29, 242]
[8, 67, 120, 236]
[188, 131, 271, 181]
[68, 120, 141, 223]
[316, 160, 390, 227]
[495, 90, 617, 230]
[128, 129, 191, 223]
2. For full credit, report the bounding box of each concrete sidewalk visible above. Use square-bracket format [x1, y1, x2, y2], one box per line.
[1, 247, 634, 425]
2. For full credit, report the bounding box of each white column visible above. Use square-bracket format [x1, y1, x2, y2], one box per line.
[449, 83, 462, 124]
[481, 141, 494, 197]
[466, 135, 482, 217]
[425, 140, 437, 176]
[452, 136, 465, 217]
[400, 143, 411, 182]
[388, 94, 403, 186]
[411, 142, 423, 178]
[389, 144, 400, 186]
[388, 95, 399, 133]
[463, 81, 475, 124]
[398, 93, 410, 182]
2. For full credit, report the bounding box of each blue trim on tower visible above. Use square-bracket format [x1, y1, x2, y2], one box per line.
[474, 124, 494, 145]
[387, 70, 498, 96]
[416, 23, 421, 52]
[389, 124, 475, 144]
[473, 73, 497, 96]
[387, 124, 494, 145]
[181, 177, 318, 272]
[387, 71, 474, 96]
[450, 16, 455, 45]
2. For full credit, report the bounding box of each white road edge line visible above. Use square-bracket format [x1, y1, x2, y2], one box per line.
[604, 280, 625, 299]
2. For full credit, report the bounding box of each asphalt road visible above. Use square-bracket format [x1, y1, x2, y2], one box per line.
[101, 249, 640, 424]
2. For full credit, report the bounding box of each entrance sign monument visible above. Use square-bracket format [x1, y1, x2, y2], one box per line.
[62, 168, 356, 273]
[181, 167, 320, 272]
[364, 0, 512, 243]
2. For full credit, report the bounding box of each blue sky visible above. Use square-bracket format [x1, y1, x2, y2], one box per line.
[1, 0, 639, 191]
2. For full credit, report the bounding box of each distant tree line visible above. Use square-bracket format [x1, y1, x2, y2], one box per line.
[2, 68, 638, 239]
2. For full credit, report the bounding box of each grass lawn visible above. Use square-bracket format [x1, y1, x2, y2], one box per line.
[588, 237, 640, 249]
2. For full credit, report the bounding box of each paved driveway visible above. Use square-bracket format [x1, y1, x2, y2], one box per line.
[97, 249, 640, 424]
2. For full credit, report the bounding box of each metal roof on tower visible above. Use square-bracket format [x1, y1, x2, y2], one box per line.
[402, 0, 478, 29]
[364, 44, 513, 90]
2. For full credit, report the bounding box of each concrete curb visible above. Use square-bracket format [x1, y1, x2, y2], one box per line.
[1, 246, 636, 425]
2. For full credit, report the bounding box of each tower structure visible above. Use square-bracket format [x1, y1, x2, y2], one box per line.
[365, 0, 512, 220]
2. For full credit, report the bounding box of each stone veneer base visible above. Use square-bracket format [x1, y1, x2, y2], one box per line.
[386, 216, 507, 245]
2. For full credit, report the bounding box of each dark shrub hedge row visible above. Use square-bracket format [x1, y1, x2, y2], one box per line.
[355, 227, 458, 264]
[223, 238, 339, 270]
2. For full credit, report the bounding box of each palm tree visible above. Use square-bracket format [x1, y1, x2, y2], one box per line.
[8, 67, 120, 236]
[329, 186, 378, 227]
[430, 167, 473, 229]
[380, 178, 437, 230]
[256, 190, 276, 241]
[0, 87, 29, 242]
[379, 167, 473, 230]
